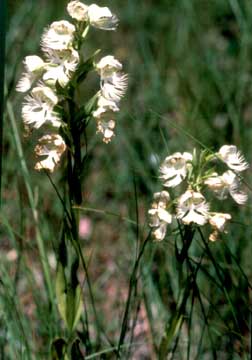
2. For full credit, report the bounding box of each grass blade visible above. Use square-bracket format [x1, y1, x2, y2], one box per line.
[6, 98, 55, 311]
[0, 0, 6, 208]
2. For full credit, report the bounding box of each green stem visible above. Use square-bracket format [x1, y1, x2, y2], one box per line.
[73, 130, 82, 205]
[176, 224, 195, 264]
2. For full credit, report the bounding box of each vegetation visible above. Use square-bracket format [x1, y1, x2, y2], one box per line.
[1, 0, 252, 358]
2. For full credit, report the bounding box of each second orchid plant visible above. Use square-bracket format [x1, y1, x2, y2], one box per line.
[149, 145, 249, 356]
[149, 145, 248, 242]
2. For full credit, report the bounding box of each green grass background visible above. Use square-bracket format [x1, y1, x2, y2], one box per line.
[1, 0, 252, 358]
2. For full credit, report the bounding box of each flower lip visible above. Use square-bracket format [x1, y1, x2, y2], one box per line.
[100, 72, 128, 102]
[159, 152, 192, 188]
[43, 48, 80, 87]
[22, 85, 61, 129]
[218, 145, 249, 172]
[205, 170, 248, 205]
[177, 190, 209, 225]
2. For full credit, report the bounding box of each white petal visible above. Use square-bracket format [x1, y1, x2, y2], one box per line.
[43, 48, 79, 87]
[88, 4, 118, 30]
[101, 73, 128, 102]
[182, 152, 193, 161]
[160, 152, 190, 188]
[24, 55, 44, 72]
[16, 72, 35, 92]
[209, 213, 231, 231]
[162, 173, 185, 188]
[67, 1, 89, 21]
[93, 93, 120, 118]
[179, 210, 207, 226]
[177, 190, 209, 226]
[158, 208, 172, 224]
[35, 134, 66, 172]
[41, 21, 75, 51]
[96, 55, 122, 77]
[22, 86, 61, 128]
[218, 145, 249, 172]
[148, 209, 160, 227]
[230, 188, 248, 204]
[152, 223, 167, 241]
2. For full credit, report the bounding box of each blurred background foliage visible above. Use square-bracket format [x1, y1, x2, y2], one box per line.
[1, 0, 252, 358]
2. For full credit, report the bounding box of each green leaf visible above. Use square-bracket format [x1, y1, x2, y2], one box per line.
[74, 49, 101, 84]
[56, 262, 83, 332]
[84, 94, 98, 118]
[158, 277, 192, 358]
[65, 283, 83, 331]
[56, 264, 68, 327]
[59, 125, 74, 150]
[159, 313, 183, 359]
[55, 80, 69, 96]
[81, 25, 90, 39]
[72, 284, 83, 330]
[75, 59, 94, 84]
[74, 93, 98, 133]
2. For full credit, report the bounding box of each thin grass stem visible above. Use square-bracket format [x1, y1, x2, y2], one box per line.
[198, 228, 242, 333]
[0, 0, 6, 208]
[73, 206, 137, 225]
[117, 232, 151, 357]
[195, 286, 217, 359]
[186, 288, 195, 360]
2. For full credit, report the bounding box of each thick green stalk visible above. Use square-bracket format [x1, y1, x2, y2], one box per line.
[65, 108, 103, 344]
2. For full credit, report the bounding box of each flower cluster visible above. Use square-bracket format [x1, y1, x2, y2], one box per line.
[93, 56, 128, 143]
[67, 1, 127, 143]
[17, 1, 127, 171]
[149, 145, 249, 242]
